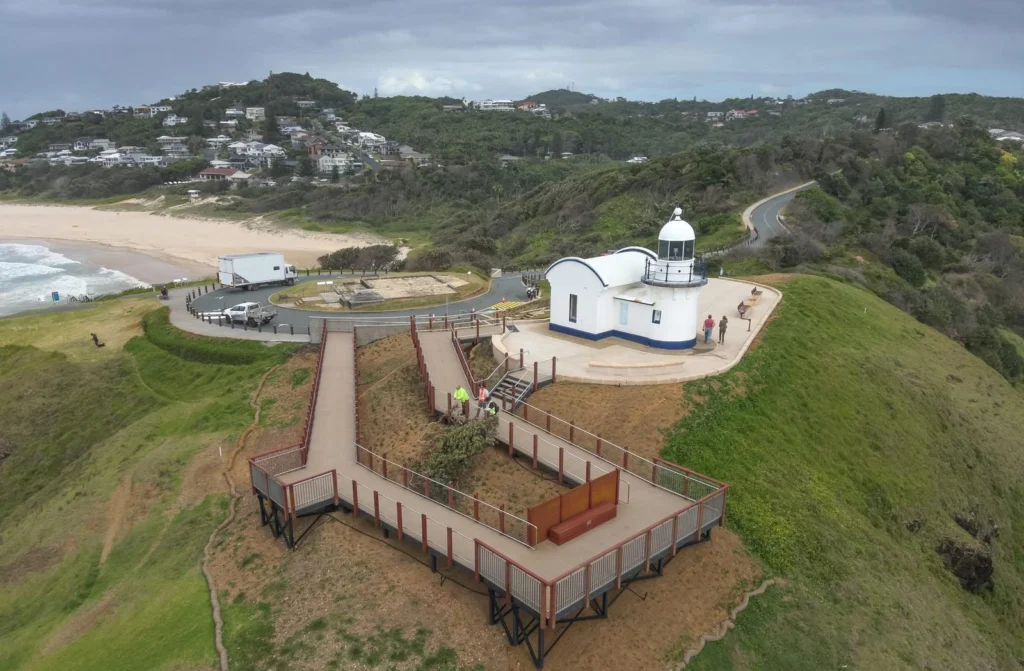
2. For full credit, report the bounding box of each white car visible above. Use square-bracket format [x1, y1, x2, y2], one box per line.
[222, 302, 278, 326]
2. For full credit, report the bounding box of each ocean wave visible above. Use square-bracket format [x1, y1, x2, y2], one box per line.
[0, 274, 92, 306]
[0, 243, 81, 267]
[0, 261, 65, 280]
[97, 266, 150, 289]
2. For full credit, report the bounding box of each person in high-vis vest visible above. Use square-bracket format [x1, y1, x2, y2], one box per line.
[475, 385, 490, 418]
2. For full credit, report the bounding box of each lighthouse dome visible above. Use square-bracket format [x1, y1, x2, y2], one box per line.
[658, 207, 695, 242]
[657, 207, 696, 261]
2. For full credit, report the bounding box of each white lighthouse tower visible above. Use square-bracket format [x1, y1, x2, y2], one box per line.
[545, 207, 708, 349]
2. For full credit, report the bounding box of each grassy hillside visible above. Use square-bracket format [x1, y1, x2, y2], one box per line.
[667, 277, 1024, 669]
[0, 303, 296, 670]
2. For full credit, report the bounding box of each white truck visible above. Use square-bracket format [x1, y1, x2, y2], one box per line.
[218, 252, 297, 290]
[222, 302, 278, 326]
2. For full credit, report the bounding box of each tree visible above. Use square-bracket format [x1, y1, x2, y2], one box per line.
[927, 94, 946, 123]
[875, 108, 887, 132]
[330, 164, 340, 183]
[297, 153, 314, 177]
[1, 112, 10, 132]
[263, 113, 281, 145]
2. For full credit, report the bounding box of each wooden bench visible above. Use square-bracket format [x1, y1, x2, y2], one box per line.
[549, 502, 617, 545]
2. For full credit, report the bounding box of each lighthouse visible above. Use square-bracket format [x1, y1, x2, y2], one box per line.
[545, 207, 708, 349]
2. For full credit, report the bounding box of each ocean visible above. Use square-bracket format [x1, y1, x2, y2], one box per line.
[0, 242, 149, 317]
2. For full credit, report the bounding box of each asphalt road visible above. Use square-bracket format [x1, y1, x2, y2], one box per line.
[190, 271, 532, 328]
[748, 183, 816, 249]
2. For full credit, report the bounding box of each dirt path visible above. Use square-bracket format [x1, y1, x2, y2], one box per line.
[100, 475, 132, 565]
[200, 365, 279, 671]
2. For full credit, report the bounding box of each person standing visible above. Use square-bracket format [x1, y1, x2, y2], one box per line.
[475, 385, 489, 418]
[719, 315, 729, 344]
[703, 314, 715, 344]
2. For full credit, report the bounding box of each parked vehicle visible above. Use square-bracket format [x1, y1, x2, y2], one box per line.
[222, 302, 278, 326]
[218, 252, 297, 290]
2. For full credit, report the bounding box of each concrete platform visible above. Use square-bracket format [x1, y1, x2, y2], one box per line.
[495, 278, 780, 385]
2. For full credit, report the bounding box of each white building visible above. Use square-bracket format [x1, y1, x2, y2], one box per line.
[151, 105, 173, 114]
[157, 135, 187, 149]
[476, 99, 515, 112]
[225, 108, 245, 117]
[545, 208, 706, 349]
[245, 107, 265, 121]
[318, 154, 352, 174]
[162, 114, 189, 127]
[357, 131, 386, 148]
[206, 135, 233, 147]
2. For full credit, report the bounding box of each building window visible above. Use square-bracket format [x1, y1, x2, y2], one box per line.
[619, 302, 629, 326]
[569, 294, 577, 323]
[684, 240, 694, 260]
[273, 266, 280, 270]
[669, 241, 684, 260]
[658, 240, 670, 259]
[652, 309, 662, 324]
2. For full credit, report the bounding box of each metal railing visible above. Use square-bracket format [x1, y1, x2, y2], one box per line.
[353, 444, 537, 547]
[641, 257, 708, 287]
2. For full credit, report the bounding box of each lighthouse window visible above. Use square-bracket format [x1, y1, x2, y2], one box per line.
[669, 241, 684, 260]
[652, 309, 662, 324]
[569, 294, 578, 323]
[658, 240, 670, 259]
[683, 240, 694, 260]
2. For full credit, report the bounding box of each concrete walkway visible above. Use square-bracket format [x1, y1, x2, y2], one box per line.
[495, 278, 780, 384]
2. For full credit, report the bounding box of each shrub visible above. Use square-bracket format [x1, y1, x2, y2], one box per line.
[416, 418, 496, 490]
[890, 250, 927, 287]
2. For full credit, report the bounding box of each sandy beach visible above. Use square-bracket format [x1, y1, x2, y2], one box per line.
[0, 204, 390, 271]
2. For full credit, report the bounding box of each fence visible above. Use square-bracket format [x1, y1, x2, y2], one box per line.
[353, 444, 537, 547]
[514, 400, 724, 503]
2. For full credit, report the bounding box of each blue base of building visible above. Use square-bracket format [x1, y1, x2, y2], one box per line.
[549, 322, 697, 350]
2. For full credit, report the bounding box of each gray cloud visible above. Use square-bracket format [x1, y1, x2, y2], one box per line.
[1, 0, 1022, 118]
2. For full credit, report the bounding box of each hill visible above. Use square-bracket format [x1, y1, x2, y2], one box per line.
[522, 88, 600, 110]
[525, 275, 1024, 668]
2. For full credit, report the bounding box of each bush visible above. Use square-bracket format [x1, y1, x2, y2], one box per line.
[416, 418, 496, 490]
[141, 308, 297, 366]
[890, 250, 927, 287]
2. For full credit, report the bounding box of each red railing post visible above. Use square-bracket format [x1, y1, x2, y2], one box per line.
[382, 453, 388, 479]
[532, 435, 538, 469]
[671, 513, 679, 557]
[476, 319, 480, 342]
[403, 461, 409, 488]
[421, 514, 428, 554]
[447, 392, 452, 414]
[499, 504, 505, 533]
[447, 528, 454, 569]
[644, 530, 652, 573]
[332, 469, 339, 505]
[546, 413, 551, 432]
[569, 421, 575, 443]
[596, 436, 602, 456]
[552, 356, 556, 383]
[616, 547, 623, 589]
[586, 461, 591, 482]
[373, 491, 380, 527]
[696, 502, 704, 541]
[448, 481, 454, 508]
[508, 423, 514, 456]
[558, 448, 564, 484]
[474, 539, 480, 582]
[623, 450, 629, 470]
[397, 502, 404, 540]
[519, 348, 524, 369]
[505, 561, 511, 607]
[523, 405, 528, 422]
[533, 361, 538, 392]
[474, 492, 480, 520]
[351, 482, 359, 518]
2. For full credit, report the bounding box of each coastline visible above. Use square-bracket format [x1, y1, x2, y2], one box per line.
[0, 202, 391, 271]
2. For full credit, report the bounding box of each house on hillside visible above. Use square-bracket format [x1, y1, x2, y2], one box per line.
[706, 111, 724, 120]
[199, 167, 241, 181]
[318, 154, 352, 174]
[206, 135, 232, 147]
[20, 119, 39, 130]
[225, 107, 245, 118]
[162, 114, 189, 127]
[134, 106, 152, 119]
[827, 98, 846, 105]
[220, 119, 238, 129]
[398, 145, 432, 166]
[73, 138, 94, 152]
[151, 105, 173, 114]
[42, 117, 63, 125]
[358, 131, 386, 148]
[475, 99, 515, 112]
[47, 143, 72, 152]
[442, 104, 464, 112]
[245, 107, 265, 121]
[296, 100, 316, 109]
[243, 129, 263, 142]
[90, 138, 114, 151]
[517, 100, 538, 111]
[157, 135, 187, 149]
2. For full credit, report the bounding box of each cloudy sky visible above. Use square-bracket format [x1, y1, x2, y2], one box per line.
[2, 0, 1023, 118]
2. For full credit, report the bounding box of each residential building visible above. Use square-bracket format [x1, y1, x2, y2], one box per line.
[162, 114, 189, 127]
[208, 160, 233, 169]
[152, 105, 173, 114]
[398, 144, 432, 166]
[320, 144, 348, 158]
[199, 168, 241, 181]
[227, 141, 249, 155]
[206, 135, 233, 147]
[243, 129, 263, 141]
[296, 100, 316, 109]
[163, 144, 191, 159]
[228, 155, 255, 171]
[531, 104, 551, 119]
[219, 119, 238, 128]
[321, 108, 336, 120]
[476, 99, 515, 112]
[706, 111, 724, 119]
[134, 106, 152, 119]
[225, 107, 245, 117]
[827, 98, 846, 105]
[118, 146, 146, 156]
[73, 138, 94, 152]
[516, 100, 538, 111]
[442, 104, 464, 113]
[497, 154, 521, 167]
[768, 110, 782, 117]
[42, 117, 63, 125]
[358, 131, 386, 148]
[626, 156, 649, 164]
[245, 107, 265, 121]
[90, 138, 114, 151]
[0, 135, 16, 146]
[157, 135, 187, 149]
[318, 154, 352, 174]
[20, 120, 39, 130]
[132, 155, 166, 167]
[47, 143, 72, 152]
[726, 109, 757, 120]
[0, 148, 18, 159]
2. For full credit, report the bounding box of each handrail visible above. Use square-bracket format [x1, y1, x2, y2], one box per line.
[478, 349, 528, 387]
[450, 329, 476, 394]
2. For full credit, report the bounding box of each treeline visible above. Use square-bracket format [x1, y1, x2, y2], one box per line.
[0, 159, 208, 199]
[759, 119, 1024, 381]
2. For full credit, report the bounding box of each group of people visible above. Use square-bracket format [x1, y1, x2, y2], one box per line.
[702, 314, 729, 345]
[453, 384, 499, 418]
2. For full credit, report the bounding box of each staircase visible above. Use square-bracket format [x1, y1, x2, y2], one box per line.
[489, 369, 534, 409]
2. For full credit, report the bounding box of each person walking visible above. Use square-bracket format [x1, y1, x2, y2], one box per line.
[718, 315, 729, 344]
[475, 385, 490, 418]
[703, 314, 716, 344]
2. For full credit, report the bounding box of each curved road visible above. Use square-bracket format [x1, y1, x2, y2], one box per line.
[189, 271, 532, 329]
[747, 182, 817, 249]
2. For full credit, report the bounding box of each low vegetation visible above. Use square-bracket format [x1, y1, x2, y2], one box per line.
[667, 277, 1024, 669]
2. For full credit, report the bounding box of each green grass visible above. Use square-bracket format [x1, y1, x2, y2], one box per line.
[668, 277, 1024, 670]
[0, 301, 280, 670]
[142, 307, 298, 365]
